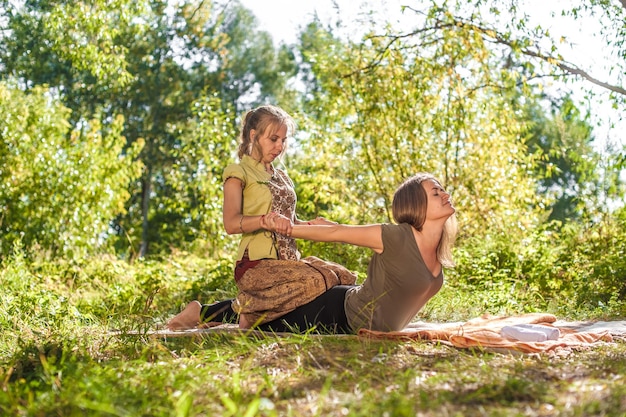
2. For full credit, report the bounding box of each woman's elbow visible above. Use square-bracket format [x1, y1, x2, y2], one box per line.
[223, 220, 238, 235]
[224, 224, 239, 235]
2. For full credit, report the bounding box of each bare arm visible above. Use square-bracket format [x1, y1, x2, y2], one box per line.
[263, 213, 384, 254]
[223, 177, 246, 235]
[294, 216, 338, 226]
[295, 224, 384, 253]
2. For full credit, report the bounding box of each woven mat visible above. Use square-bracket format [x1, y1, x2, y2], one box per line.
[118, 314, 626, 353]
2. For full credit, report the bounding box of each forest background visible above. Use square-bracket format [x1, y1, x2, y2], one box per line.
[1, 0, 626, 415]
[2, 0, 624, 311]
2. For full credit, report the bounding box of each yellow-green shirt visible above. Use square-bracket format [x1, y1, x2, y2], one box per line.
[223, 155, 299, 261]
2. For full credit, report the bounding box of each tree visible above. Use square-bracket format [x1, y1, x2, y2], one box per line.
[290, 0, 626, 233]
[295, 18, 545, 243]
[0, 0, 138, 90]
[391, 1, 626, 214]
[141, 94, 238, 257]
[524, 95, 601, 222]
[0, 0, 299, 257]
[0, 82, 143, 258]
[401, 1, 626, 101]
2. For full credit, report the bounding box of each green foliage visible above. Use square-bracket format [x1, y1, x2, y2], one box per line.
[132, 94, 238, 257]
[0, 0, 300, 257]
[209, 1, 299, 110]
[0, 245, 237, 354]
[297, 14, 546, 244]
[0, 0, 141, 88]
[452, 215, 626, 318]
[524, 94, 603, 222]
[1, 0, 622, 261]
[0, 82, 143, 258]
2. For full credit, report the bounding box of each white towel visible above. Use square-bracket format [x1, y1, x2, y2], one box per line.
[501, 323, 561, 342]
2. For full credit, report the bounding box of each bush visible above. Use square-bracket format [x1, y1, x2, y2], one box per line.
[451, 214, 626, 319]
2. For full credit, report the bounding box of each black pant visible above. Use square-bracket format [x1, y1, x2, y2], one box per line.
[200, 300, 239, 324]
[200, 285, 353, 334]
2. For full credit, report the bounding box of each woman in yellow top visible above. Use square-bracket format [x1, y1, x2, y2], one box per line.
[167, 105, 350, 330]
[223, 105, 305, 264]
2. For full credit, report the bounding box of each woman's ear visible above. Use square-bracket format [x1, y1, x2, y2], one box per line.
[249, 129, 257, 142]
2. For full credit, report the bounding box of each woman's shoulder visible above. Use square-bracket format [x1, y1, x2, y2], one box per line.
[223, 162, 245, 180]
[380, 223, 414, 248]
[381, 222, 412, 234]
[223, 156, 267, 180]
[223, 159, 242, 170]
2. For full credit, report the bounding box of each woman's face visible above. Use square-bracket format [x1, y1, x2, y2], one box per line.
[423, 179, 455, 221]
[251, 123, 288, 165]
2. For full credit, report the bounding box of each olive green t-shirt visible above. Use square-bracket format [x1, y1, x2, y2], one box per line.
[344, 223, 444, 332]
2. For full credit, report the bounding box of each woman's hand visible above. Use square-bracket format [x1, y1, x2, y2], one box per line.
[261, 212, 294, 236]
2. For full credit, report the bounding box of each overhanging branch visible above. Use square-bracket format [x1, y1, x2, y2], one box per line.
[357, 13, 625, 98]
[463, 20, 626, 97]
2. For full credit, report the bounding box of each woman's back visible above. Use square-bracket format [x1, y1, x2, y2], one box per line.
[344, 223, 444, 332]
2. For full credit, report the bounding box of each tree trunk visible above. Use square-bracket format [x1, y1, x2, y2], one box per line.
[139, 167, 152, 258]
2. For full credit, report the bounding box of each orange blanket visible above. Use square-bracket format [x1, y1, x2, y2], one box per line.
[357, 313, 614, 354]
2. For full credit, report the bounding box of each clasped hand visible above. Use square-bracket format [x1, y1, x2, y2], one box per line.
[261, 212, 293, 236]
[261, 213, 337, 237]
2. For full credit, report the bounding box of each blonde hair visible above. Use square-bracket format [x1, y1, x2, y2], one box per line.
[237, 105, 296, 159]
[392, 173, 458, 267]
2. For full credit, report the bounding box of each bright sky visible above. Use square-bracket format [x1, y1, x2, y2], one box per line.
[238, 0, 406, 45]
[239, 0, 624, 151]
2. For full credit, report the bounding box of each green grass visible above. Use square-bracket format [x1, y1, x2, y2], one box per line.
[1, 252, 625, 416]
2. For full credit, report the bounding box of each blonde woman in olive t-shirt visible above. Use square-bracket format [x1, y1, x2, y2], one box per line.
[259, 173, 458, 333]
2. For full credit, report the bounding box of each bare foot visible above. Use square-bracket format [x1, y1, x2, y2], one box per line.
[166, 301, 201, 330]
[238, 314, 251, 329]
